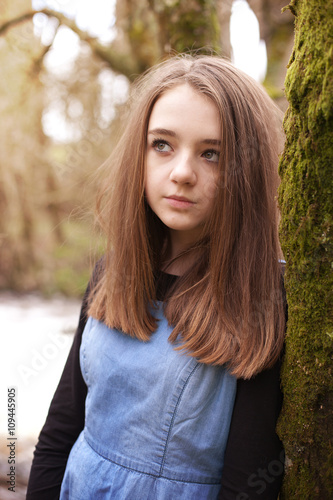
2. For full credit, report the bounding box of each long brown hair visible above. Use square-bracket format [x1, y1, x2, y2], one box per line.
[89, 54, 285, 379]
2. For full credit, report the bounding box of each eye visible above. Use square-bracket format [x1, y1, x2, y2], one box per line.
[151, 139, 172, 153]
[203, 149, 220, 163]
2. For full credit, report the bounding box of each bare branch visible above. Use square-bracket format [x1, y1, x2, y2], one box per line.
[33, 22, 60, 73]
[0, 11, 36, 36]
[0, 8, 140, 79]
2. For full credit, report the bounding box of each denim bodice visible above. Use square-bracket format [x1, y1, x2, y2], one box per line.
[60, 304, 237, 499]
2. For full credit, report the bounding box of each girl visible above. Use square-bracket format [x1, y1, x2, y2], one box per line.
[27, 55, 286, 499]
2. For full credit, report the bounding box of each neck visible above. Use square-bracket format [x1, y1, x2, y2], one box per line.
[162, 230, 200, 275]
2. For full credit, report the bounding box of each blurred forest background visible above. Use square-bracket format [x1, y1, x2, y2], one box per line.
[0, 0, 294, 296]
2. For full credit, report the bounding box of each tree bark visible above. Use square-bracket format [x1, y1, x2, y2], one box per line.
[278, 0, 333, 497]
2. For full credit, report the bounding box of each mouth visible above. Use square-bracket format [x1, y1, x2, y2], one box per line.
[165, 195, 195, 208]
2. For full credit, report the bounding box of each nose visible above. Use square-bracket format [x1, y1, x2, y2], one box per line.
[169, 152, 196, 185]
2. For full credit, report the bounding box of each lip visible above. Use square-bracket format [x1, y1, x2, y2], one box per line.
[165, 195, 195, 208]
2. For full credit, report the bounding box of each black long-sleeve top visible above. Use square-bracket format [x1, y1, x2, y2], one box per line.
[26, 271, 285, 499]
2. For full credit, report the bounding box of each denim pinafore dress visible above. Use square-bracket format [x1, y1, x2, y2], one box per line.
[60, 303, 236, 499]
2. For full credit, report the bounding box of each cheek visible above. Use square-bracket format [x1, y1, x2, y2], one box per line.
[145, 155, 166, 193]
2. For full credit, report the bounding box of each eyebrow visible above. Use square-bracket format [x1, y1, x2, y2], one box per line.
[148, 128, 176, 137]
[201, 138, 221, 146]
[147, 128, 221, 146]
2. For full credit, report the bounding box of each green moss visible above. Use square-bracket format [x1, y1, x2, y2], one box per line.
[160, 0, 221, 55]
[278, 0, 333, 497]
[125, 0, 221, 73]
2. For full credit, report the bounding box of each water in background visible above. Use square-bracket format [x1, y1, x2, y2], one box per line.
[0, 293, 81, 499]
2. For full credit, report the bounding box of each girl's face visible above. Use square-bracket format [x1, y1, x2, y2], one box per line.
[145, 84, 221, 252]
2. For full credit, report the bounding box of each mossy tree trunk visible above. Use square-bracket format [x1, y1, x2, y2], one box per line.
[114, 0, 223, 76]
[278, 0, 333, 498]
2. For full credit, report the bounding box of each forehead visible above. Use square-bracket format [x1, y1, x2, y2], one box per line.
[148, 84, 221, 138]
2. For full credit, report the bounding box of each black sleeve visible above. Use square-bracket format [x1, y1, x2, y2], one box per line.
[26, 284, 90, 500]
[219, 358, 284, 500]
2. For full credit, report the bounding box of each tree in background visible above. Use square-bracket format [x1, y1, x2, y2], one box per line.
[278, 0, 333, 497]
[248, 0, 294, 106]
[0, 2, 123, 293]
[0, 0, 60, 290]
